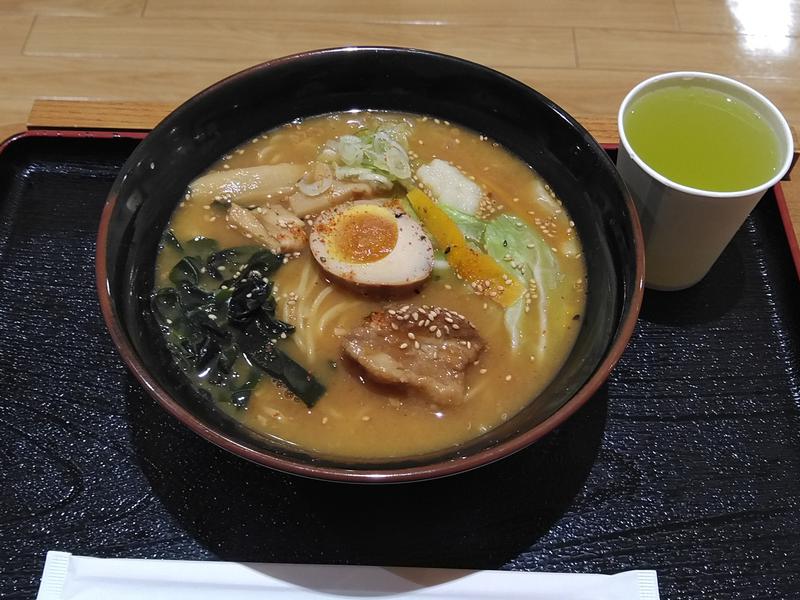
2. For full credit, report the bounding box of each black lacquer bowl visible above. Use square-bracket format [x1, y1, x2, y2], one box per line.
[97, 47, 644, 482]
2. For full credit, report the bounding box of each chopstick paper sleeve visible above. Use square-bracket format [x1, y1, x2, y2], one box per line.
[37, 551, 660, 600]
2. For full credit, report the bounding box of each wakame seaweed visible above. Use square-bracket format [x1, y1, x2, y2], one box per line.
[151, 241, 325, 409]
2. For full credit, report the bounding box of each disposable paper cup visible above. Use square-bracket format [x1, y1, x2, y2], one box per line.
[617, 71, 794, 290]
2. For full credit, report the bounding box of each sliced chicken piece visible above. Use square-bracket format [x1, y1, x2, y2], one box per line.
[190, 163, 305, 206]
[253, 204, 307, 253]
[342, 304, 485, 406]
[288, 180, 383, 218]
[226, 203, 307, 253]
[226, 203, 279, 248]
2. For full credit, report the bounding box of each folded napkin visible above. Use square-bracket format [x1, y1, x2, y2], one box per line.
[37, 551, 659, 600]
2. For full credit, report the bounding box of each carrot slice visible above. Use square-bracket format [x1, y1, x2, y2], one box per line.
[407, 188, 523, 307]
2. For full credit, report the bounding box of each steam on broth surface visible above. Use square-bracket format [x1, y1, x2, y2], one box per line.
[153, 111, 586, 459]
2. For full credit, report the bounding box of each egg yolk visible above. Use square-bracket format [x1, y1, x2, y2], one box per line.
[331, 207, 398, 264]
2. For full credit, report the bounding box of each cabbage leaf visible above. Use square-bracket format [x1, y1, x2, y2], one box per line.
[440, 205, 486, 245]
[483, 214, 559, 354]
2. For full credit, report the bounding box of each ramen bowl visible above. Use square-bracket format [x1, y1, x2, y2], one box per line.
[97, 47, 644, 483]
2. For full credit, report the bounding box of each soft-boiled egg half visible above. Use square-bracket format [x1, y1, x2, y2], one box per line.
[309, 201, 434, 288]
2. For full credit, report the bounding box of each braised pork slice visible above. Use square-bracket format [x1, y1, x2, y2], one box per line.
[342, 304, 485, 406]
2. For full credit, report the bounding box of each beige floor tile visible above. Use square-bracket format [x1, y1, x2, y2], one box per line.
[0, 0, 144, 16]
[26, 17, 576, 68]
[0, 55, 254, 100]
[0, 16, 33, 54]
[0, 96, 34, 124]
[504, 67, 799, 125]
[576, 28, 800, 79]
[675, 0, 800, 36]
[144, 0, 679, 30]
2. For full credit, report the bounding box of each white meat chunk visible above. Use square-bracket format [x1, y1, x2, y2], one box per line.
[253, 205, 307, 253]
[226, 203, 307, 253]
[416, 158, 482, 215]
[189, 163, 305, 206]
[287, 179, 383, 218]
[342, 304, 485, 406]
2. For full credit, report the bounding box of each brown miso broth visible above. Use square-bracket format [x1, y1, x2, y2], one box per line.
[154, 111, 586, 458]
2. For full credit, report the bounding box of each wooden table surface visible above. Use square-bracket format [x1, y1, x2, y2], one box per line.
[1, 0, 799, 243]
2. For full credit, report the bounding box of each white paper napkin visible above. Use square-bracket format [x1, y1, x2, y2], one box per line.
[37, 551, 660, 600]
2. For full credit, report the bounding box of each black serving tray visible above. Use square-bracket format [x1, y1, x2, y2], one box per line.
[1, 133, 799, 600]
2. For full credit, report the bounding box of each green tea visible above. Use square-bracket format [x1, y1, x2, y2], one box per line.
[623, 83, 781, 192]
